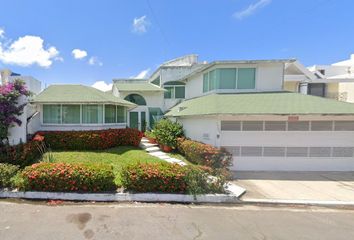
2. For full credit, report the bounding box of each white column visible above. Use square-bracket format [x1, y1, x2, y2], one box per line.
[299, 82, 309, 94]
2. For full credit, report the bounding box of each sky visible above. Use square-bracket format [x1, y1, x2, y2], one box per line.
[0, 0, 353, 90]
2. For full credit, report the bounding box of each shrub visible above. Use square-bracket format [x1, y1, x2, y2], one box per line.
[0, 163, 19, 188]
[153, 119, 183, 148]
[34, 128, 143, 150]
[19, 162, 116, 192]
[121, 162, 226, 194]
[144, 130, 156, 139]
[0, 140, 43, 167]
[177, 138, 232, 169]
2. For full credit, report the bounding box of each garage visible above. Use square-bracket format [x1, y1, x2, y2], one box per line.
[221, 119, 354, 171]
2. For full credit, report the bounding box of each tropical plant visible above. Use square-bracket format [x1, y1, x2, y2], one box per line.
[0, 80, 31, 146]
[153, 119, 183, 148]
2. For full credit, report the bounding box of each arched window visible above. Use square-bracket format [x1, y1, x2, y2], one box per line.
[163, 81, 185, 99]
[124, 94, 147, 105]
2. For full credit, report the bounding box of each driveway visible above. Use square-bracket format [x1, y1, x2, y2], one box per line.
[233, 171, 354, 201]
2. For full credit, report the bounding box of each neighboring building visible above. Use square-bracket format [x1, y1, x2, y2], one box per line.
[31, 85, 136, 132]
[284, 54, 354, 102]
[0, 69, 41, 145]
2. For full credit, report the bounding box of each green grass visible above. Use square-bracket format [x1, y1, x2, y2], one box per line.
[42, 146, 163, 186]
[167, 151, 193, 165]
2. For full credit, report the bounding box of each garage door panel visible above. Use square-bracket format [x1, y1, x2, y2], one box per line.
[232, 157, 354, 171]
[221, 131, 354, 147]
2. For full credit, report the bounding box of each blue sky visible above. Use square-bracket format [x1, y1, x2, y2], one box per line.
[0, 0, 353, 89]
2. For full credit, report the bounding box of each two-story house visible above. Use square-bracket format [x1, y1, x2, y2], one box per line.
[114, 55, 354, 172]
[30, 55, 354, 171]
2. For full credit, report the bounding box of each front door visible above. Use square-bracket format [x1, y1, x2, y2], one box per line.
[140, 111, 146, 132]
[129, 112, 139, 129]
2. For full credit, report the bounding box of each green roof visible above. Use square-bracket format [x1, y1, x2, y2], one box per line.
[114, 82, 165, 92]
[165, 92, 354, 117]
[32, 85, 136, 107]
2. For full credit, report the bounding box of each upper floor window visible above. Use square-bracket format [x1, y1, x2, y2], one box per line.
[164, 81, 185, 99]
[151, 76, 160, 86]
[203, 68, 256, 93]
[124, 94, 147, 105]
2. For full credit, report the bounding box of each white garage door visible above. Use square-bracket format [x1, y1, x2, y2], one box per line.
[220, 120, 354, 171]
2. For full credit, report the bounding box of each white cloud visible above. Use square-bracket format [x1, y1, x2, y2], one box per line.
[0, 35, 60, 68]
[0, 28, 5, 39]
[132, 15, 150, 34]
[132, 68, 150, 79]
[72, 48, 87, 59]
[88, 56, 103, 66]
[92, 81, 112, 92]
[233, 0, 271, 20]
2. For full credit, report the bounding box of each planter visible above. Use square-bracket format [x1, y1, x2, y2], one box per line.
[161, 145, 172, 153]
[148, 137, 157, 144]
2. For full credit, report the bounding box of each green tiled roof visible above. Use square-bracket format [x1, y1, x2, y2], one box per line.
[32, 85, 136, 107]
[114, 82, 165, 92]
[165, 92, 354, 117]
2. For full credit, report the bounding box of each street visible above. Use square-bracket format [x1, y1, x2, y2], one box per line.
[1, 200, 354, 240]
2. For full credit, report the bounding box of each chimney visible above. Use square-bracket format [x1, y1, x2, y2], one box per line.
[1, 69, 12, 85]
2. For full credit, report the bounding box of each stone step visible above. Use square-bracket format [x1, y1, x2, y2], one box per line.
[139, 142, 159, 149]
[145, 146, 161, 152]
[141, 138, 149, 143]
[149, 151, 168, 157]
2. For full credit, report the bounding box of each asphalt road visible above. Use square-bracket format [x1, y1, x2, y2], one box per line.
[1, 200, 354, 240]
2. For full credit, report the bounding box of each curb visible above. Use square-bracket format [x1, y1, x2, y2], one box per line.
[0, 191, 241, 203]
[241, 198, 354, 207]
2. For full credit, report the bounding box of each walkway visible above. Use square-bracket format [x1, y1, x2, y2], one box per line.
[139, 138, 186, 166]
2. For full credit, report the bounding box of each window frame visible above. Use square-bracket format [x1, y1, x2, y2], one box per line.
[163, 82, 185, 99]
[41, 104, 127, 125]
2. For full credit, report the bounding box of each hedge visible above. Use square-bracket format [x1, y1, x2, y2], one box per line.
[0, 140, 43, 167]
[121, 162, 226, 194]
[20, 162, 116, 192]
[177, 138, 232, 169]
[34, 128, 143, 150]
[0, 163, 19, 188]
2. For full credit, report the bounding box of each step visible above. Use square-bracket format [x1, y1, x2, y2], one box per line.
[145, 146, 161, 152]
[149, 151, 168, 157]
[141, 138, 149, 143]
[140, 142, 159, 149]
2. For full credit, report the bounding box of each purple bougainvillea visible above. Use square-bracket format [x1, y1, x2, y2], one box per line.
[0, 80, 31, 145]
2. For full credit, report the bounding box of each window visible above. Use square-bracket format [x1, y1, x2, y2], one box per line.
[242, 121, 263, 131]
[43, 105, 61, 124]
[105, 105, 116, 123]
[203, 67, 256, 92]
[124, 94, 146, 105]
[221, 121, 241, 131]
[151, 76, 160, 86]
[164, 87, 173, 99]
[117, 106, 126, 123]
[311, 121, 333, 131]
[237, 68, 256, 89]
[288, 121, 309, 131]
[218, 68, 236, 89]
[82, 105, 103, 124]
[62, 105, 80, 124]
[163, 81, 185, 99]
[264, 121, 286, 131]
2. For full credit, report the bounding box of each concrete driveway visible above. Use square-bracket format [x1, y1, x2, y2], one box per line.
[233, 172, 354, 201]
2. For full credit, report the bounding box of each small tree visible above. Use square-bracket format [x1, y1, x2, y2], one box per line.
[0, 80, 31, 146]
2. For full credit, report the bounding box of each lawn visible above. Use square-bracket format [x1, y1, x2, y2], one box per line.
[42, 146, 164, 186]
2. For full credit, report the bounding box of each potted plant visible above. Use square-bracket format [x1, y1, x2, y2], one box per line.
[145, 130, 157, 144]
[153, 119, 184, 153]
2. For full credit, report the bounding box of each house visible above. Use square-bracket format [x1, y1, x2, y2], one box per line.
[0, 69, 41, 145]
[284, 54, 354, 102]
[106, 55, 354, 171]
[30, 85, 136, 132]
[23, 54, 354, 171]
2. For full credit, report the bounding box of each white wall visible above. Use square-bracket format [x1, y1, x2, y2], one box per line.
[176, 117, 218, 146]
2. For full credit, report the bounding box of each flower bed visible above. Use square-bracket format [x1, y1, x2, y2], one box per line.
[121, 162, 226, 194]
[19, 162, 116, 192]
[34, 128, 143, 150]
[177, 138, 232, 169]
